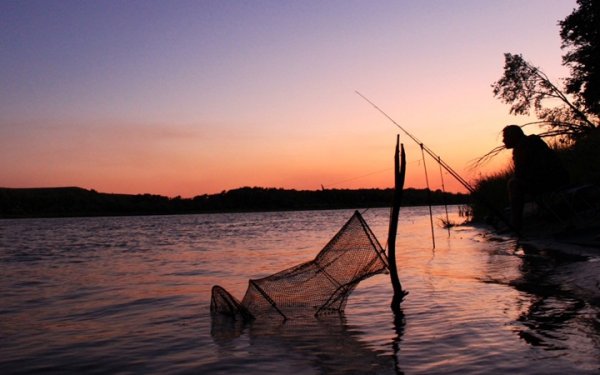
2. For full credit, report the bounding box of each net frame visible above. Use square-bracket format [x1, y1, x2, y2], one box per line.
[210, 210, 389, 320]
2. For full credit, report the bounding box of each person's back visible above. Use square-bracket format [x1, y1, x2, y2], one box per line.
[502, 125, 569, 232]
[512, 133, 568, 194]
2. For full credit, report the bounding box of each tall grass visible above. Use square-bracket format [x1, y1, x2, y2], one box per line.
[560, 129, 600, 187]
[470, 168, 512, 223]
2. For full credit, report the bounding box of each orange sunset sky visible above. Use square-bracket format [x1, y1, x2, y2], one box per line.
[1, 1, 577, 197]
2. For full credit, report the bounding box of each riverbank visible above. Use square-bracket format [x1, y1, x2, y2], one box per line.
[522, 236, 600, 304]
[478, 215, 600, 308]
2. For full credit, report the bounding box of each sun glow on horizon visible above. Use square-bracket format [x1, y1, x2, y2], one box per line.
[0, 1, 575, 197]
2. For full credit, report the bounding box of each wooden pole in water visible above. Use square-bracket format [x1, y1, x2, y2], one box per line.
[388, 135, 408, 314]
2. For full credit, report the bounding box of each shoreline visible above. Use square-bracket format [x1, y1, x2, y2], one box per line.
[0, 186, 470, 219]
[476, 219, 600, 307]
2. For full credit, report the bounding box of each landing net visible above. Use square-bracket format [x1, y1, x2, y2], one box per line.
[210, 210, 389, 320]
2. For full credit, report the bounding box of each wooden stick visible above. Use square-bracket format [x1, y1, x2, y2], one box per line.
[388, 135, 408, 314]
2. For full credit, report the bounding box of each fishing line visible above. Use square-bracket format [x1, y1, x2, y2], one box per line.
[420, 144, 436, 249]
[438, 156, 451, 237]
[355, 91, 475, 192]
[321, 167, 392, 189]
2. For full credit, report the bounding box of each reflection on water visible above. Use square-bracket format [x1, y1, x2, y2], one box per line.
[210, 313, 402, 375]
[510, 243, 597, 358]
[1, 207, 599, 374]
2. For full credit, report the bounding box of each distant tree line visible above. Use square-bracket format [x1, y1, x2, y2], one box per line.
[0, 186, 469, 218]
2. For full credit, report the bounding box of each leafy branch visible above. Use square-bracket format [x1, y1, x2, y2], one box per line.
[491, 53, 597, 140]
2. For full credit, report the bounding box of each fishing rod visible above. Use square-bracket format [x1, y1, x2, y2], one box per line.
[356, 91, 515, 232]
[356, 91, 476, 193]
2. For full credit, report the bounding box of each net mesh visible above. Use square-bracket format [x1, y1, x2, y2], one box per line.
[210, 210, 389, 320]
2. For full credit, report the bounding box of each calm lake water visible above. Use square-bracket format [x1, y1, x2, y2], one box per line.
[1, 206, 599, 374]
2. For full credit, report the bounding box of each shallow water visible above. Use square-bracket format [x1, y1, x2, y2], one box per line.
[1, 207, 599, 374]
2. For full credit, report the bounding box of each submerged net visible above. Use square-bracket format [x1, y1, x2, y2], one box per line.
[210, 210, 389, 320]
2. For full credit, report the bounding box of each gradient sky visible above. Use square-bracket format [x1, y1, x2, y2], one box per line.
[1, 0, 577, 197]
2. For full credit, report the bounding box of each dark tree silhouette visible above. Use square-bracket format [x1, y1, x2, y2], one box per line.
[492, 53, 596, 142]
[560, 0, 600, 118]
[491, 1, 599, 142]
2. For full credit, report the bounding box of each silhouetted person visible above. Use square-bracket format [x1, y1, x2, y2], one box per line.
[502, 125, 569, 232]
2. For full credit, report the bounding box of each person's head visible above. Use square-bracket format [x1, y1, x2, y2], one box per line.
[502, 125, 525, 149]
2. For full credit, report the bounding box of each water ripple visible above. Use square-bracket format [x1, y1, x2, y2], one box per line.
[1, 208, 599, 374]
